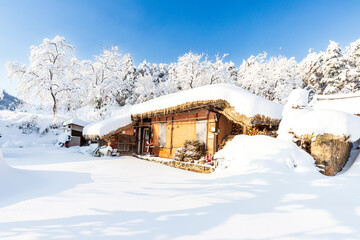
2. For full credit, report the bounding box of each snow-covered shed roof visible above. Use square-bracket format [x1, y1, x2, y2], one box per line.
[311, 92, 360, 116]
[83, 112, 132, 139]
[84, 84, 284, 139]
[64, 118, 89, 127]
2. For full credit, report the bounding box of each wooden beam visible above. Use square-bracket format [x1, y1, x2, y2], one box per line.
[169, 115, 174, 157]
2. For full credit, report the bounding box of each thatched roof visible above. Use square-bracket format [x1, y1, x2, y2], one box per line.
[131, 84, 283, 120]
[132, 99, 281, 127]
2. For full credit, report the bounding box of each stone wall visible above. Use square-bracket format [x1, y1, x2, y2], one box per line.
[310, 134, 352, 176]
[296, 134, 352, 176]
[136, 155, 215, 174]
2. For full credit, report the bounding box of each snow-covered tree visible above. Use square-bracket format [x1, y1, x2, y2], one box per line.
[167, 52, 235, 93]
[238, 53, 303, 103]
[168, 52, 205, 90]
[83, 47, 138, 117]
[204, 54, 235, 85]
[299, 40, 359, 94]
[119, 53, 137, 105]
[320, 41, 347, 94]
[6, 36, 79, 117]
[131, 60, 169, 104]
[345, 39, 360, 93]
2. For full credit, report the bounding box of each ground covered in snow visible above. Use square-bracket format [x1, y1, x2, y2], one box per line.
[1, 135, 360, 240]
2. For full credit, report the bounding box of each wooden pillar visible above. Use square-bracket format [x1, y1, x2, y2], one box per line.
[243, 126, 247, 135]
[214, 113, 218, 153]
[169, 115, 174, 157]
[206, 110, 209, 152]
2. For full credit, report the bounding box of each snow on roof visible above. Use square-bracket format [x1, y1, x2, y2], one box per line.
[83, 112, 132, 138]
[311, 92, 360, 115]
[131, 84, 283, 119]
[286, 89, 310, 109]
[64, 118, 89, 127]
[291, 109, 360, 142]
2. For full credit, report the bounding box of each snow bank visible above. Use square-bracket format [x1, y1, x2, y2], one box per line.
[83, 111, 132, 138]
[131, 84, 283, 119]
[291, 110, 360, 142]
[0, 110, 65, 148]
[214, 135, 317, 175]
[0, 149, 10, 171]
[311, 93, 360, 115]
[57, 131, 71, 147]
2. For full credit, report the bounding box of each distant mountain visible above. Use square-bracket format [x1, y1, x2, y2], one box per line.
[0, 90, 21, 110]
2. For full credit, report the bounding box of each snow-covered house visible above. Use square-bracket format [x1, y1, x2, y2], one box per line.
[83, 84, 283, 158]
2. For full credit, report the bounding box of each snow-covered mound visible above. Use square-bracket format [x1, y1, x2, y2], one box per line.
[214, 135, 318, 175]
[277, 89, 312, 141]
[131, 83, 283, 119]
[0, 110, 65, 148]
[291, 109, 360, 142]
[0, 149, 10, 171]
[286, 89, 310, 108]
[311, 92, 360, 115]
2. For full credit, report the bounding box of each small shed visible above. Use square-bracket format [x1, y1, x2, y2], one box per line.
[64, 119, 88, 147]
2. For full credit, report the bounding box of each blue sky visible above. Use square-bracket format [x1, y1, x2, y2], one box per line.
[1, 0, 360, 96]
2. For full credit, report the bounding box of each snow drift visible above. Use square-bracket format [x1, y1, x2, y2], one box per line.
[214, 135, 318, 175]
[0, 110, 65, 148]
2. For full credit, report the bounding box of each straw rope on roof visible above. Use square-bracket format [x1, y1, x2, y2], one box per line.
[132, 99, 281, 128]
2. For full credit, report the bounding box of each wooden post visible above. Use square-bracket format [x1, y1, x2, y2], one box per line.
[169, 115, 174, 157]
[214, 113, 218, 153]
[206, 110, 209, 153]
[243, 126, 247, 135]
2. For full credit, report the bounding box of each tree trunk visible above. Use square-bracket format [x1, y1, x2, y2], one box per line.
[51, 92, 57, 118]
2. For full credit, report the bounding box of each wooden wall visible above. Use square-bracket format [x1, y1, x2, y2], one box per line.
[217, 114, 234, 150]
[150, 110, 231, 158]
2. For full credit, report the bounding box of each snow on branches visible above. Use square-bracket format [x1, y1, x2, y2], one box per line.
[7, 36, 79, 117]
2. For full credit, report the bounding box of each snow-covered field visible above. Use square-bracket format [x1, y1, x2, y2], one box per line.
[1, 135, 360, 240]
